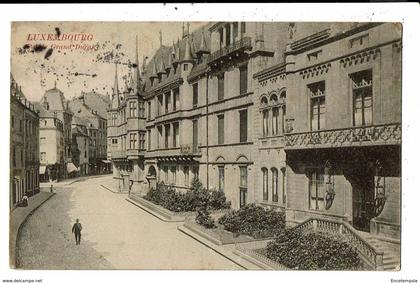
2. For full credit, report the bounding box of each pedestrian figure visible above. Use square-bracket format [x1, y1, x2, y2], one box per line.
[71, 219, 82, 245]
[21, 194, 28, 207]
[50, 184, 54, 193]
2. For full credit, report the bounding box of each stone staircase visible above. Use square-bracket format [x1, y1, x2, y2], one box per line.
[361, 233, 401, 271]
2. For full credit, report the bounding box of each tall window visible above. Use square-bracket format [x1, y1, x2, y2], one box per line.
[173, 122, 179, 147]
[217, 73, 225, 101]
[148, 130, 151, 150]
[281, 105, 286, 134]
[192, 83, 198, 108]
[157, 126, 162, 149]
[192, 120, 198, 151]
[308, 169, 325, 210]
[139, 101, 145, 118]
[240, 64, 248, 94]
[165, 92, 170, 113]
[158, 95, 163, 116]
[281, 168, 286, 205]
[147, 101, 152, 119]
[164, 166, 168, 183]
[173, 88, 180, 111]
[129, 101, 137, 117]
[309, 81, 326, 131]
[183, 166, 189, 186]
[164, 124, 170, 148]
[241, 22, 246, 35]
[217, 115, 224, 145]
[192, 166, 199, 180]
[262, 168, 268, 201]
[272, 107, 279, 136]
[271, 168, 279, 203]
[263, 110, 269, 137]
[218, 166, 225, 191]
[352, 70, 373, 126]
[239, 166, 248, 207]
[139, 133, 145, 150]
[129, 133, 137, 149]
[239, 109, 248, 143]
[171, 166, 176, 184]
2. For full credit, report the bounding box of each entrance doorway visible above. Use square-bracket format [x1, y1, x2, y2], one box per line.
[147, 166, 157, 190]
[350, 169, 375, 232]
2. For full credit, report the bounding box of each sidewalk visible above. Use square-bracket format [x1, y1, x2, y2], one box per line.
[40, 173, 112, 188]
[9, 192, 55, 268]
[99, 175, 126, 194]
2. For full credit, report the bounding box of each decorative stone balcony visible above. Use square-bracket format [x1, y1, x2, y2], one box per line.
[285, 123, 401, 150]
[146, 143, 202, 162]
[110, 150, 127, 159]
[208, 37, 252, 64]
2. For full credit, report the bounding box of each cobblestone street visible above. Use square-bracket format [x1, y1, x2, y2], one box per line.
[16, 175, 241, 270]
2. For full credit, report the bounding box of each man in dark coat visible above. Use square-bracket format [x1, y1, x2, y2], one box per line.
[71, 219, 82, 245]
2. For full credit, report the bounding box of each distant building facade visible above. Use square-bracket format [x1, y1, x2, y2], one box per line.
[10, 75, 40, 209]
[69, 91, 110, 174]
[39, 83, 76, 178]
[36, 103, 64, 182]
[71, 117, 90, 176]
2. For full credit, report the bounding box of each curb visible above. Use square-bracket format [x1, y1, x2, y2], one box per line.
[125, 198, 184, 223]
[100, 184, 127, 194]
[11, 193, 56, 268]
[177, 225, 262, 270]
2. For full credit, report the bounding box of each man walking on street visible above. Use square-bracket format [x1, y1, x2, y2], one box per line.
[71, 219, 82, 245]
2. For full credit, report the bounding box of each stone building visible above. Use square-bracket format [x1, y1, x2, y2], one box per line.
[283, 22, 402, 240]
[39, 83, 75, 178]
[71, 116, 90, 176]
[69, 91, 110, 174]
[10, 75, 40, 209]
[107, 22, 402, 233]
[107, 38, 147, 193]
[36, 103, 64, 182]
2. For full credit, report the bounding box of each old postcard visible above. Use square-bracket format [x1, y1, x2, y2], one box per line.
[8, 15, 405, 275]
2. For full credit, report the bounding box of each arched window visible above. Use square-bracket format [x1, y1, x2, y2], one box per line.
[260, 96, 268, 107]
[271, 168, 279, 202]
[263, 109, 269, 137]
[280, 91, 287, 134]
[281, 167, 286, 204]
[262, 168, 268, 201]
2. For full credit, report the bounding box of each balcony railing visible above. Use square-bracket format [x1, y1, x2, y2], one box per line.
[285, 123, 401, 150]
[110, 150, 127, 159]
[291, 217, 384, 270]
[208, 37, 252, 63]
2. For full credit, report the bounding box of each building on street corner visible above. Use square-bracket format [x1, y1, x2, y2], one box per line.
[10, 74, 40, 210]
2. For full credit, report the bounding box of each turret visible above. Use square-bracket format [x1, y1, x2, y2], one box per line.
[111, 63, 120, 109]
[196, 27, 210, 63]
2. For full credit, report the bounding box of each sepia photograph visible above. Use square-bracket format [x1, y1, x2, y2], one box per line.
[1, 3, 419, 283]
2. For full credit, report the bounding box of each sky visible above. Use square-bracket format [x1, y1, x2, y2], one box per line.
[11, 21, 206, 102]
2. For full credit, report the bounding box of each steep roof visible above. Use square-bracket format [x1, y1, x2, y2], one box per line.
[40, 85, 67, 111]
[34, 102, 55, 118]
[141, 23, 212, 93]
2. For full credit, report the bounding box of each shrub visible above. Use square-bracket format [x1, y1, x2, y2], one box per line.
[265, 229, 361, 270]
[195, 207, 216, 228]
[143, 178, 230, 212]
[209, 190, 231, 210]
[218, 204, 285, 238]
